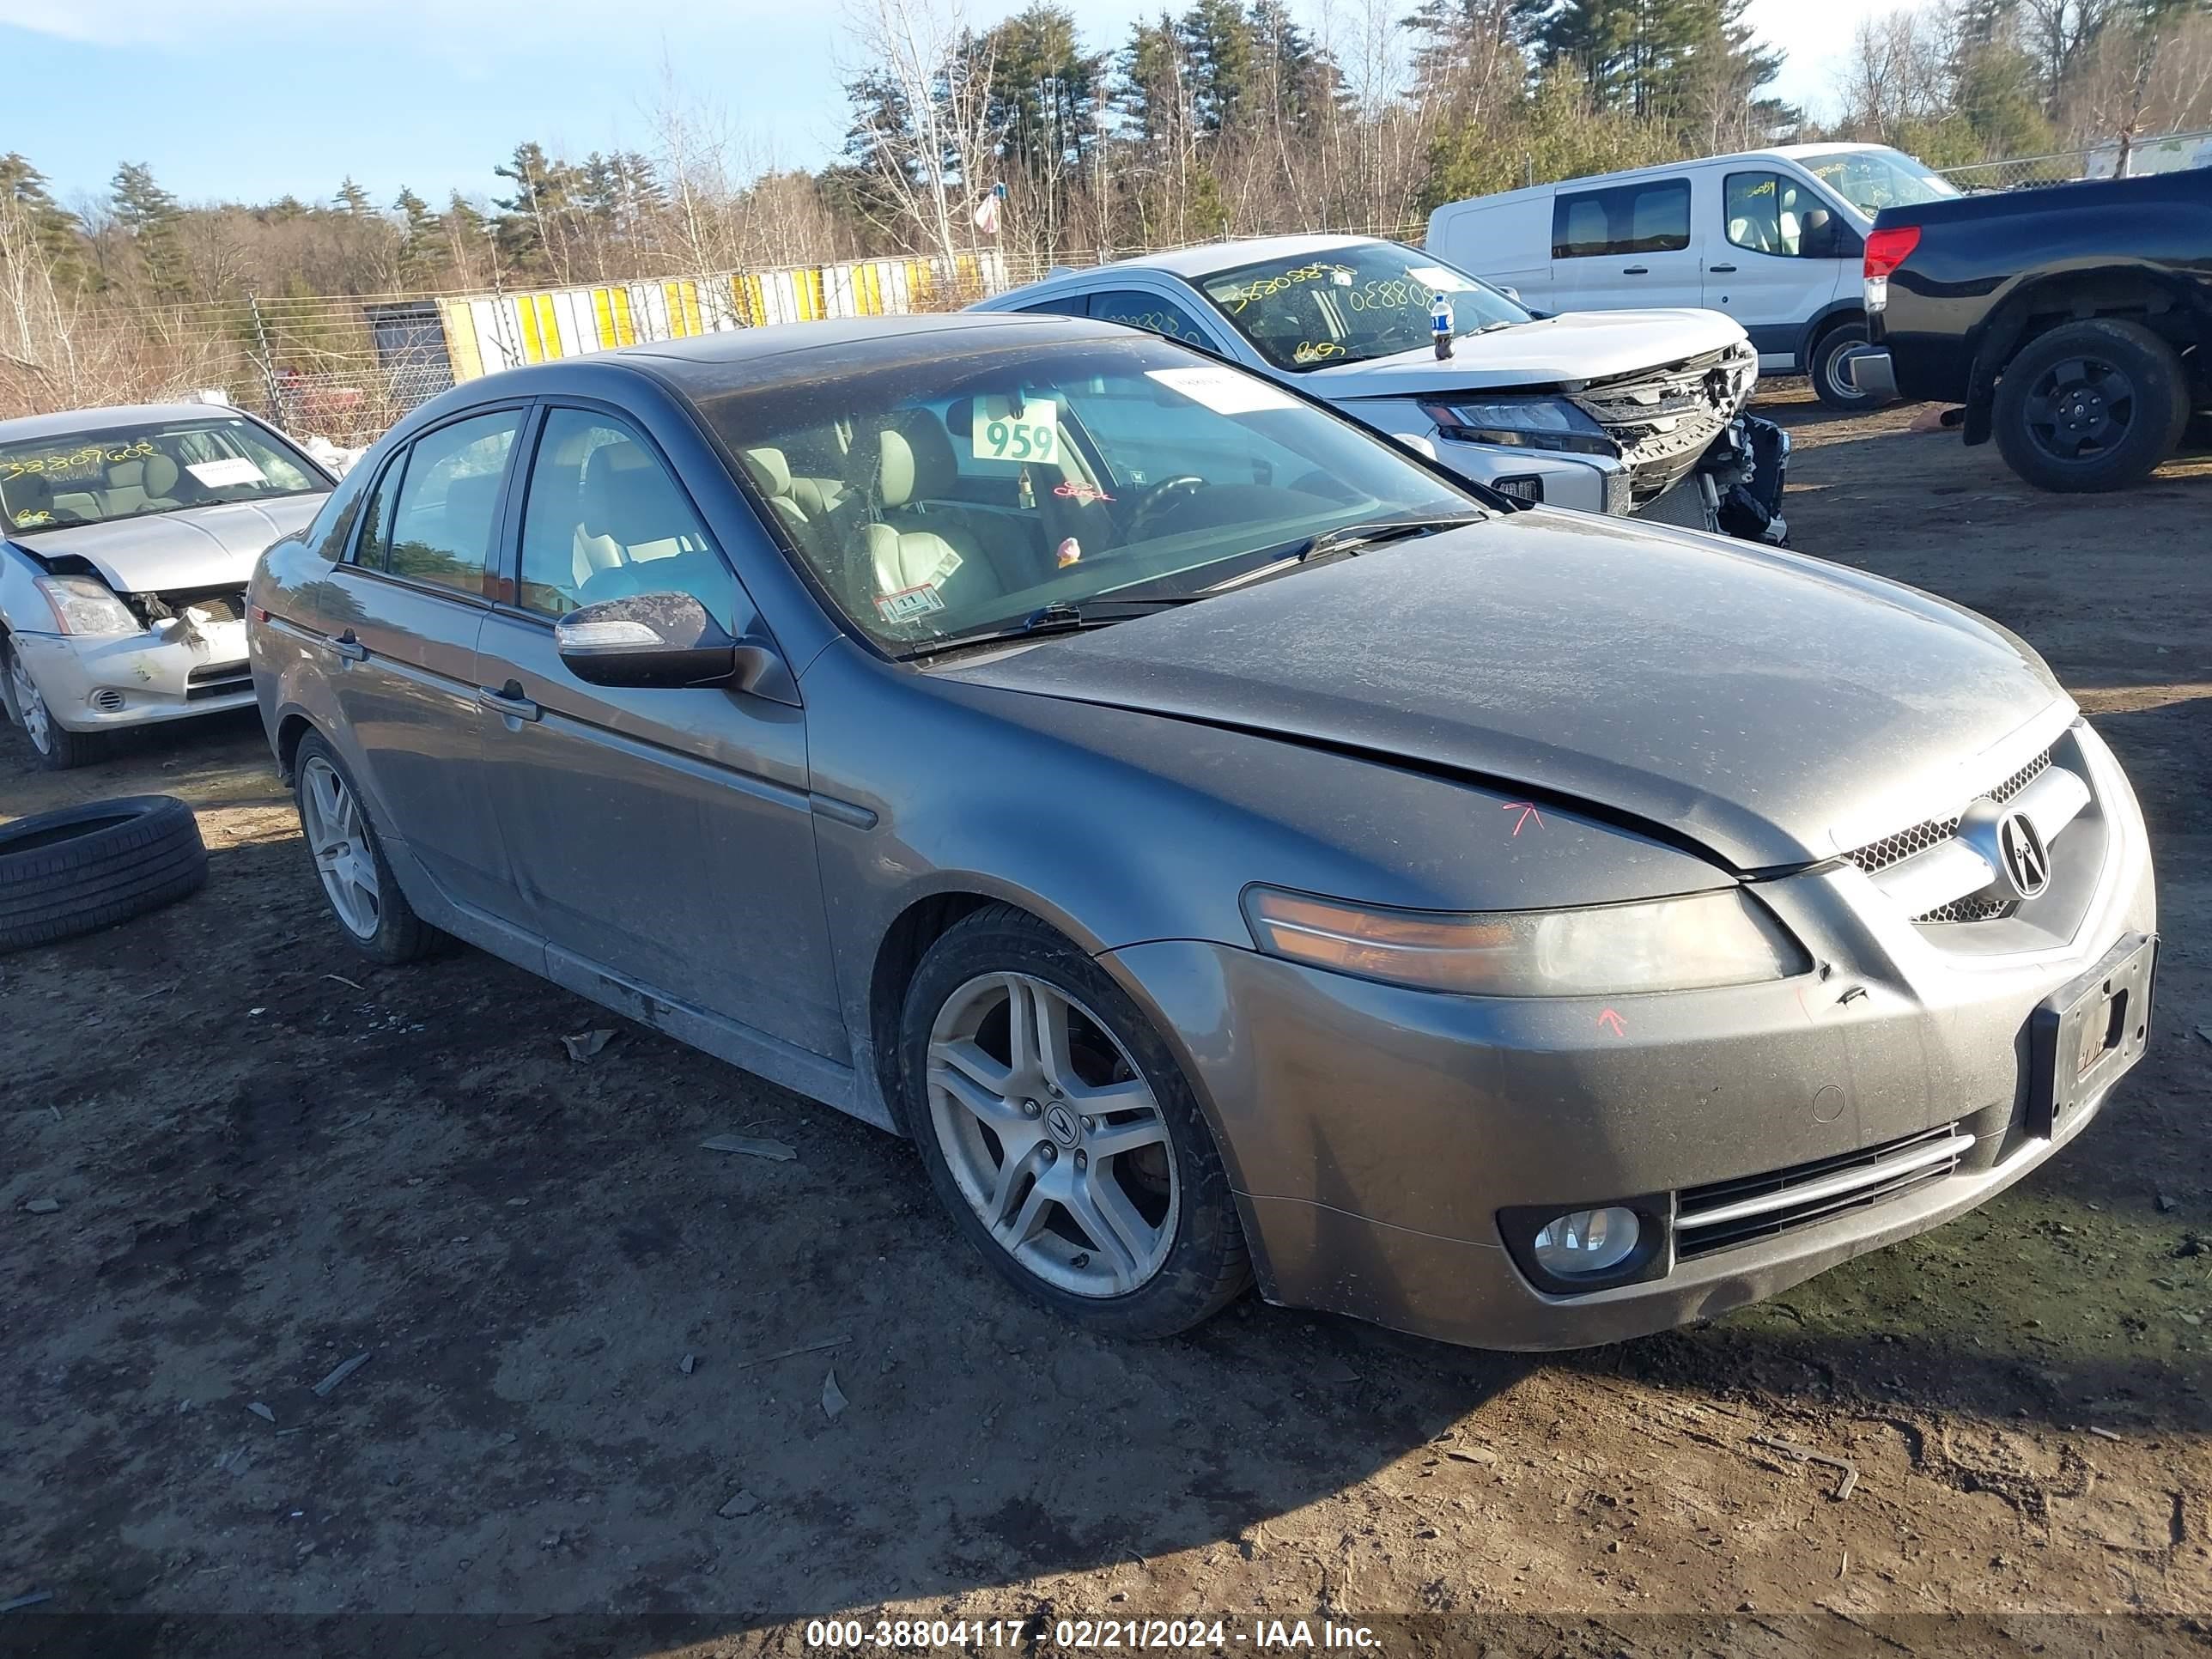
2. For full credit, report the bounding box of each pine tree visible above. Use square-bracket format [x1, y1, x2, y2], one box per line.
[1177, 0, 1258, 131]
[109, 161, 185, 296]
[1, 153, 87, 284]
[333, 176, 373, 215]
[393, 187, 441, 286]
[493, 142, 581, 277]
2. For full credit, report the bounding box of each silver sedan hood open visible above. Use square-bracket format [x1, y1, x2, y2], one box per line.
[944, 512, 2075, 873]
[13, 496, 325, 592]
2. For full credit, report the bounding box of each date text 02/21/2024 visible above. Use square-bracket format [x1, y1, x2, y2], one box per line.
[804, 1618, 1383, 1650]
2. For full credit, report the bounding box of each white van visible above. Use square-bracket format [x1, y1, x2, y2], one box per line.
[1425, 144, 1959, 408]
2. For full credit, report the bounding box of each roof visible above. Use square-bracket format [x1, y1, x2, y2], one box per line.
[0, 402, 246, 444]
[1431, 143, 1900, 210]
[621, 309, 1098, 371]
[1052, 233, 1382, 282]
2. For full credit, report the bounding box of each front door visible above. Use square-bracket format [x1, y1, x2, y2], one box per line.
[472, 405, 846, 1060]
[317, 406, 522, 915]
[1546, 173, 1701, 313]
[1703, 168, 1852, 369]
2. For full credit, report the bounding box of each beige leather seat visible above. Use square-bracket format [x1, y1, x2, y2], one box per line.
[103, 454, 182, 515]
[849, 427, 986, 598]
[738, 447, 814, 543]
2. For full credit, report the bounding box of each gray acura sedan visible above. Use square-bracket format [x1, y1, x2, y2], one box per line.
[248, 314, 2156, 1350]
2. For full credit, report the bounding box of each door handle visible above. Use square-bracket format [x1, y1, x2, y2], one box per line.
[478, 682, 541, 723]
[1707, 263, 1737, 273]
[1622, 265, 1650, 275]
[331, 632, 368, 662]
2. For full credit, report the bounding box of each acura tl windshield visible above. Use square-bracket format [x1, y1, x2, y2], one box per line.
[1800, 148, 1959, 216]
[696, 336, 1480, 656]
[1194, 244, 1533, 373]
[0, 416, 326, 534]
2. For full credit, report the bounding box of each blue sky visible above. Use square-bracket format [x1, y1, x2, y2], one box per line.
[4, 0, 1910, 211]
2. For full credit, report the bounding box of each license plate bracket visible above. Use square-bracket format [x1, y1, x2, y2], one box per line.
[2027, 932, 2156, 1138]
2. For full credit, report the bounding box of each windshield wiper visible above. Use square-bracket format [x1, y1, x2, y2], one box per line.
[900, 595, 1197, 659]
[1292, 514, 1484, 563]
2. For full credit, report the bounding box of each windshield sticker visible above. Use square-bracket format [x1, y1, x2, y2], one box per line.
[874, 583, 946, 623]
[186, 457, 265, 489]
[1144, 366, 1297, 415]
[1405, 265, 1471, 294]
[1052, 479, 1113, 505]
[972, 398, 1058, 464]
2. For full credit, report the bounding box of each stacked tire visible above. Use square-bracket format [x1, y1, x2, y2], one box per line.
[0, 796, 208, 953]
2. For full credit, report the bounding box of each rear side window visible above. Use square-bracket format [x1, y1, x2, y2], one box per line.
[1084, 289, 1213, 347]
[1552, 179, 1691, 258]
[380, 410, 520, 596]
[302, 464, 370, 563]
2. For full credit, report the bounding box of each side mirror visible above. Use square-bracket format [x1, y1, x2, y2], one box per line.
[556, 592, 789, 697]
[1498, 285, 1522, 303]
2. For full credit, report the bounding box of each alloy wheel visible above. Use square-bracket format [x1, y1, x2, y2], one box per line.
[300, 755, 380, 939]
[926, 971, 1179, 1298]
[9, 652, 52, 755]
[2024, 356, 2135, 462]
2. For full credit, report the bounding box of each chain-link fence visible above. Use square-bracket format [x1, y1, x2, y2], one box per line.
[1936, 127, 2212, 191]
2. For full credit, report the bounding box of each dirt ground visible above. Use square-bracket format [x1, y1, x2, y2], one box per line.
[2, 385, 2208, 1656]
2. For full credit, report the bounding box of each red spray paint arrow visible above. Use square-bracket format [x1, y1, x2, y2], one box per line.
[1503, 802, 1544, 836]
[1595, 1008, 1626, 1037]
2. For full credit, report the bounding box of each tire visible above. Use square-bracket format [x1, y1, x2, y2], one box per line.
[1992, 318, 2191, 494]
[0, 794, 207, 953]
[2, 638, 107, 771]
[900, 903, 1252, 1339]
[291, 731, 442, 963]
[1810, 319, 1877, 410]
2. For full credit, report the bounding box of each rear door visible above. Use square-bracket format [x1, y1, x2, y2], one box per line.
[1547, 174, 1700, 313]
[471, 403, 845, 1060]
[1703, 167, 1855, 368]
[313, 405, 522, 916]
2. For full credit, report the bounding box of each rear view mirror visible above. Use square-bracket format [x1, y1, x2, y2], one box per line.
[556, 592, 747, 689]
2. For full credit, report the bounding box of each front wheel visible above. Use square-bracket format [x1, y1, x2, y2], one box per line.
[901, 905, 1251, 1339]
[1992, 318, 2190, 494]
[1810, 320, 1878, 410]
[2, 641, 105, 771]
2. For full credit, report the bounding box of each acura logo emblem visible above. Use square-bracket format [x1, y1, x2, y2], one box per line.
[1996, 810, 2050, 899]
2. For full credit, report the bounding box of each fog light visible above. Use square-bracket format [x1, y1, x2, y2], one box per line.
[1531, 1207, 1640, 1276]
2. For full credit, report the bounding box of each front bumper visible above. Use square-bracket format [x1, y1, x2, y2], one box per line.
[1099, 722, 2156, 1351]
[8, 621, 255, 731]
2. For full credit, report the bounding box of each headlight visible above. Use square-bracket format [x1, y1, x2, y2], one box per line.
[1418, 396, 1617, 457]
[1242, 885, 1807, 996]
[34, 574, 143, 637]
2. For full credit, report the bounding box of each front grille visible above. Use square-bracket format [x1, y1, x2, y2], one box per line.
[1573, 343, 1755, 503]
[1675, 1123, 1972, 1260]
[1846, 749, 2053, 877]
[185, 662, 252, 701]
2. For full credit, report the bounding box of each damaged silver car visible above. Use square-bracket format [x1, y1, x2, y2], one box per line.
[0, 403, 333, 769]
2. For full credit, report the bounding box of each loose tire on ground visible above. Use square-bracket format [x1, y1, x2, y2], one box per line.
[1810, 319, 1878, 410]
[0, 794, 208, 953]
[900, 902, 1253, 1340]
[1992, 317, 2191, 494]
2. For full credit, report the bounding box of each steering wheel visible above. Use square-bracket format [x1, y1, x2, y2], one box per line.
[1123, 475, 1208, 540]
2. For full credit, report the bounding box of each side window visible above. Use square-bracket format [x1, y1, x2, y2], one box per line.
[1018, 298, 1085, 318]
[1552, 179, 1691, 258]
[516, 407, 735, 626]
[380, 410, 519, 594]
[1725, 171, 1800, 257]
[354, 452, 405, 570]
[1085, 289, 1213, 347]
[303, 462, 370, 563]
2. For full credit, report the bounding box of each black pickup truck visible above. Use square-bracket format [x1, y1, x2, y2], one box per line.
[1850, 167, 2212, 491]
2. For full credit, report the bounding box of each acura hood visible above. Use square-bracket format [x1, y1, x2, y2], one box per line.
[944, 514, 2071, 872]
[1305, 308, 1750, 398]
[13, 495, 325, 592]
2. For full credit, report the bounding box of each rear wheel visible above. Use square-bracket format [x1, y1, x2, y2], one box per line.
[1810, 319, 1877, 410]
[2, 641, 104, 771]
[1993, 318, 2190, 493]
[292, 732, 442, 963]
[901, 904, 1251, 1339]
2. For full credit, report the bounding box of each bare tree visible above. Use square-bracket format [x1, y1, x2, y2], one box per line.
[842, 0, 1003, 267]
